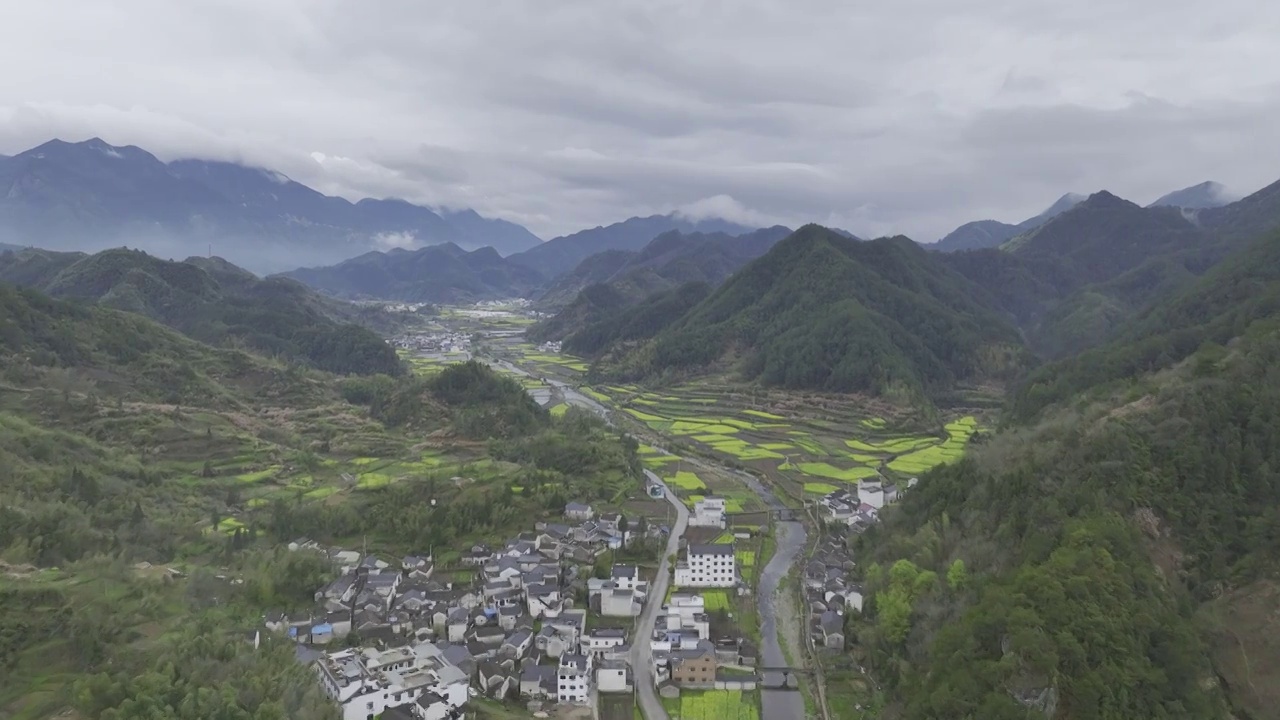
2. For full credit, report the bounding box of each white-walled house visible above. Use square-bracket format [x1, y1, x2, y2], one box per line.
[857, 482, 898, 510]
[673, 544, 736, 588]
[314, 644, 468, 720]
[596, 659, 630, 693]
[688, 497, 727, 528]
[582, 628, 627, 657]
[611, 565, 641, 590]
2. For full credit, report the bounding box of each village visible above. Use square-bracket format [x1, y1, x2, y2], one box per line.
[257, 466, 910, 719]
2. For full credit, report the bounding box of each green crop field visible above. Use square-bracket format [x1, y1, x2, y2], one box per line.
[662, 690, 759, 720]
[803, 482, 840, 494]
[698, 590, 732, 612]
[668, 471, 708, 491]
[792, 462, 880, 482]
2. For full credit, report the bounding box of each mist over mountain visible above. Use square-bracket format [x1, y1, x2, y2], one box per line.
[1147, 180, 1235, 210]
[0, 138, 543, 273]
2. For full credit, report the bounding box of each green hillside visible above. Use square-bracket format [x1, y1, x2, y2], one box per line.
[596, 225, 1026, 400]
[562, 281, 711, 357]
[1012, 224, 1280, 419]
[852, 218, 1280, 719]
[943, 187, 1280, 360]
[0, 282, 636, 718]
[0, 247, 402, 376]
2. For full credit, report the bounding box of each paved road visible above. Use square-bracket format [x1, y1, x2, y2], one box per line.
[631, 469, 690, 720]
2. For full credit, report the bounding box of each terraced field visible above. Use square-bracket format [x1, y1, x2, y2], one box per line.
[493, 341, 591, 378]
[587, 381, 985, 499]
[202, 446, 518, 536]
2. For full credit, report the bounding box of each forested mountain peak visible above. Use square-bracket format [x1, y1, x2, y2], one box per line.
[586, 224, 1025, 401]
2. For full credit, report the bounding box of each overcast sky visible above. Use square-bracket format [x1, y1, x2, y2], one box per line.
[2, 0, 1279, 241]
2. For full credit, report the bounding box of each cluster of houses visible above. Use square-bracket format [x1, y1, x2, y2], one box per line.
[646, 539, 759, 691]
[390, 331, 470, 354]
[805, 477, 917, 653]
[804, 529, 864, 652]
[272, 501, 666, 718]
[815, 479, 915, 531]
[648, 591, 758, 689]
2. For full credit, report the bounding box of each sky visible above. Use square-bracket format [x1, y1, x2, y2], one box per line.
[2, 0, 1280, 242]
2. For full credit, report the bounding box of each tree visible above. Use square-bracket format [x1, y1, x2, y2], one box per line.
[946, 559, 968, 591]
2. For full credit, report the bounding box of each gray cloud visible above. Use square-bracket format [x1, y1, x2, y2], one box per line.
[1, 0, 1280, 242]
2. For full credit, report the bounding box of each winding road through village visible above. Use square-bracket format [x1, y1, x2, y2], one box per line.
[630, 469, 689, 720]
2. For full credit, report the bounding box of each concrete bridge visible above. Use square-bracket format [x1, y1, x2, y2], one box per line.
[726, 507, 798, 522]
[758, 666, 813, 690]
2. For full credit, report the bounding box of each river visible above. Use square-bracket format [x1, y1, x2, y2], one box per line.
[725, 470, 809, 720]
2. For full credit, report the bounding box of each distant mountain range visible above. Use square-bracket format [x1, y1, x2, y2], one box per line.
[536, 225, 793, 308]
[939, 178, 1280, 358]
[280, 243, 546, 304]
[278, 216, 779, 304]
[528, 172, 1280, 398]
[506, 214, 756, 279]
[930, 182, 1234, 253]
[929, 193, 1086, 252]
[0, 138, 543, 272]
[0, 246, 401, 375]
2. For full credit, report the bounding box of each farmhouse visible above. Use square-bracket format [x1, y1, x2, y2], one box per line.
[688, 496, 727, 529]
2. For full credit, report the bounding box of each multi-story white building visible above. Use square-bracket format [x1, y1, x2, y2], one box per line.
[673, 544, 736, 588]
[557, 653, 593, 704]
[688, 496, 727, 528]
